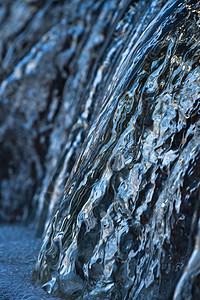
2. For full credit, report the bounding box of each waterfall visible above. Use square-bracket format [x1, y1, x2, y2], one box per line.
[0, 0, 199, 299]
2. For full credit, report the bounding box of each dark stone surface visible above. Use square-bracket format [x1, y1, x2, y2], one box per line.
[0, 0, 200, 299]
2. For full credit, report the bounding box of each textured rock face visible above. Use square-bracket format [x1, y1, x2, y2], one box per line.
[0, 0, 200, 299]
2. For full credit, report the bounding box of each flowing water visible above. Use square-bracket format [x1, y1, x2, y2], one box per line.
[0, 0, 200, 299]
[32, 0, 200, 299]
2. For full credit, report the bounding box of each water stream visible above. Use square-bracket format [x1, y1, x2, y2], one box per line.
[32, 0, 200, 299]
[0, 0, 200, 299]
